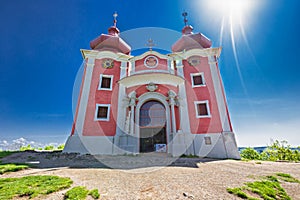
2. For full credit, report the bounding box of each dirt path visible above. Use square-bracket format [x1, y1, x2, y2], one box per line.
[1, 152, 300, 199]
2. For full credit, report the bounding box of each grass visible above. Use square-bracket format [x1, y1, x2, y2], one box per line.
[64, 186, 100, 200]
[0, 163, 28, 174]
[227, 173, 300, 199]
[0, 175, 73, 199]
[275, 173, 300, 183]
[0, 151, 19, 159]
[89, 189, 100, 199]
[180, 154, 199, 158]
[64, 186, 89, 200]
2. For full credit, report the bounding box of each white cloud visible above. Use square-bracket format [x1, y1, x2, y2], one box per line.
[0, 137, 62, 151]
[235, 118, 300, 147]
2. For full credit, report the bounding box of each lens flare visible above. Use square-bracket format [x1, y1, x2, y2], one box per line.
[203, 0, 259, 95]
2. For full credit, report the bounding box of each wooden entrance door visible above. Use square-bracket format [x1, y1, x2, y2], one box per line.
[139, 101, 166, 152]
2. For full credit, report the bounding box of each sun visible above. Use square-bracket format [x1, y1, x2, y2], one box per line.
[206, 0, 255, 24]
[199, 0, 259, 95]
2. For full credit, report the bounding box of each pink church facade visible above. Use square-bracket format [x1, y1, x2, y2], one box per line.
[64, 15, 240, 159]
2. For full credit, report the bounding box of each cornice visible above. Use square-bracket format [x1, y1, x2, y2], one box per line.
[80, 49, 132, 61]
[119, 73, 184, 87]
[168, 47, 222, 59]
[129, 50, 171, 61]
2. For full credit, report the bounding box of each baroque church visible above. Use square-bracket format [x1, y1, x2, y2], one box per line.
[63, 13, 240, 159]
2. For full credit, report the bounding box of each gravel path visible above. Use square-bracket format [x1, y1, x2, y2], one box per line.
[1, 152, 300, 199]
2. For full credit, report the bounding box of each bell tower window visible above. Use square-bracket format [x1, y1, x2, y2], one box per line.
[98, 74, 113, 90]
[191, 73, 206, 87]
[194, 100, 211, 118]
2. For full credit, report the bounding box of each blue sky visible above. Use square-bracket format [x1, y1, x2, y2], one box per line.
[0, 0, 299, 147]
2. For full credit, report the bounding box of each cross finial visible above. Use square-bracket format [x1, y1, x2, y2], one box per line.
[182, 11, 188, 26]
[113, 12, 118, 27]
[146, 38, 156, 51]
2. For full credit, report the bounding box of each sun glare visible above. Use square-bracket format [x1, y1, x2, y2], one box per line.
[208, 0, 255, 23]
[201, 0, 259, 96]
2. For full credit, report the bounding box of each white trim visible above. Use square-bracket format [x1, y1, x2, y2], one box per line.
[168, 47, 222, 59]
[115, 84, 127, 136]
[178, 83, 191, 133]
[80, 50, 132, 61]
[119, 73, 184, 87]
[194, 100, 211, 118]
[190, 72, 206, 88]
[129, 50, 170, 61]
[144, 55, 159, 68]
[120, 61, 127, 79]
[98, 74, 113, 91]
[75, 59, 95, 136]
[94, 104, 111, 121]
[208, 56, 231, 131]
[176, 59, 184, 78]
[132, 69, 169, 75]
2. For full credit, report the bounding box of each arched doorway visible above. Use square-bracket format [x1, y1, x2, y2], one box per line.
[139, 100, 167, 152]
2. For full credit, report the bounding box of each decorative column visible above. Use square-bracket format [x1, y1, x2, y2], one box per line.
[128, 91, 137, 135]
[168, 90, 177, 134]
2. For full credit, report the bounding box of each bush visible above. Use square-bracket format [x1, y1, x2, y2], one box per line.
[44, 145, 54, 151]
[240, 147, 260, 160]
[57, 144, 65, 150]
[240, 140, 300, 162]
[20, 145, 34, 151]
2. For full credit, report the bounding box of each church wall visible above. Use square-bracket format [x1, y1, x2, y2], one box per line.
[82, 59, 120, 136]
[134, 56, 168, 73]
[183, 57, 222, 134]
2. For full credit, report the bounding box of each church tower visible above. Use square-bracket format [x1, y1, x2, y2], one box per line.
[64, 13, 240, 159]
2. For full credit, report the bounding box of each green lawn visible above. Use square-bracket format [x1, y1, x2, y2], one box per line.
[64, 186, 100, 200]
[0, 175, 73, 199]
[0, 163, 28, 174]
[227, 173, 300, 200]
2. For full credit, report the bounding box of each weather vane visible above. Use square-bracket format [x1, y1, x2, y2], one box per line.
[146, 38, 156, 51]
[113, 12, 118, 27]
[182, 11, 188, 26]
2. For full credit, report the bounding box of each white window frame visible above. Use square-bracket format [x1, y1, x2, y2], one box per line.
[194, 100, 211, 118]
[98, 74, 113, 91]
[191, 72, 206, 88]
[94, 104, 110, 121]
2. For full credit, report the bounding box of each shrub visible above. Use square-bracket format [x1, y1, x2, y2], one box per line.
[20, 145, 34, 151]
[240, 147, 260, 160]
[240, 140, 300, 162]
[57, 144, 65, 150]
[44, 145, 54, 151]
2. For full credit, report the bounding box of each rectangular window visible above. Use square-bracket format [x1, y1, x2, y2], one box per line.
[197, 103, 208, 115]
[98, 74, 113, 90]
[194, 100, 211, 118]
[204, 136, 212, 145]
[191, 73, 205, 87]
[94, 104, 110, 121]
